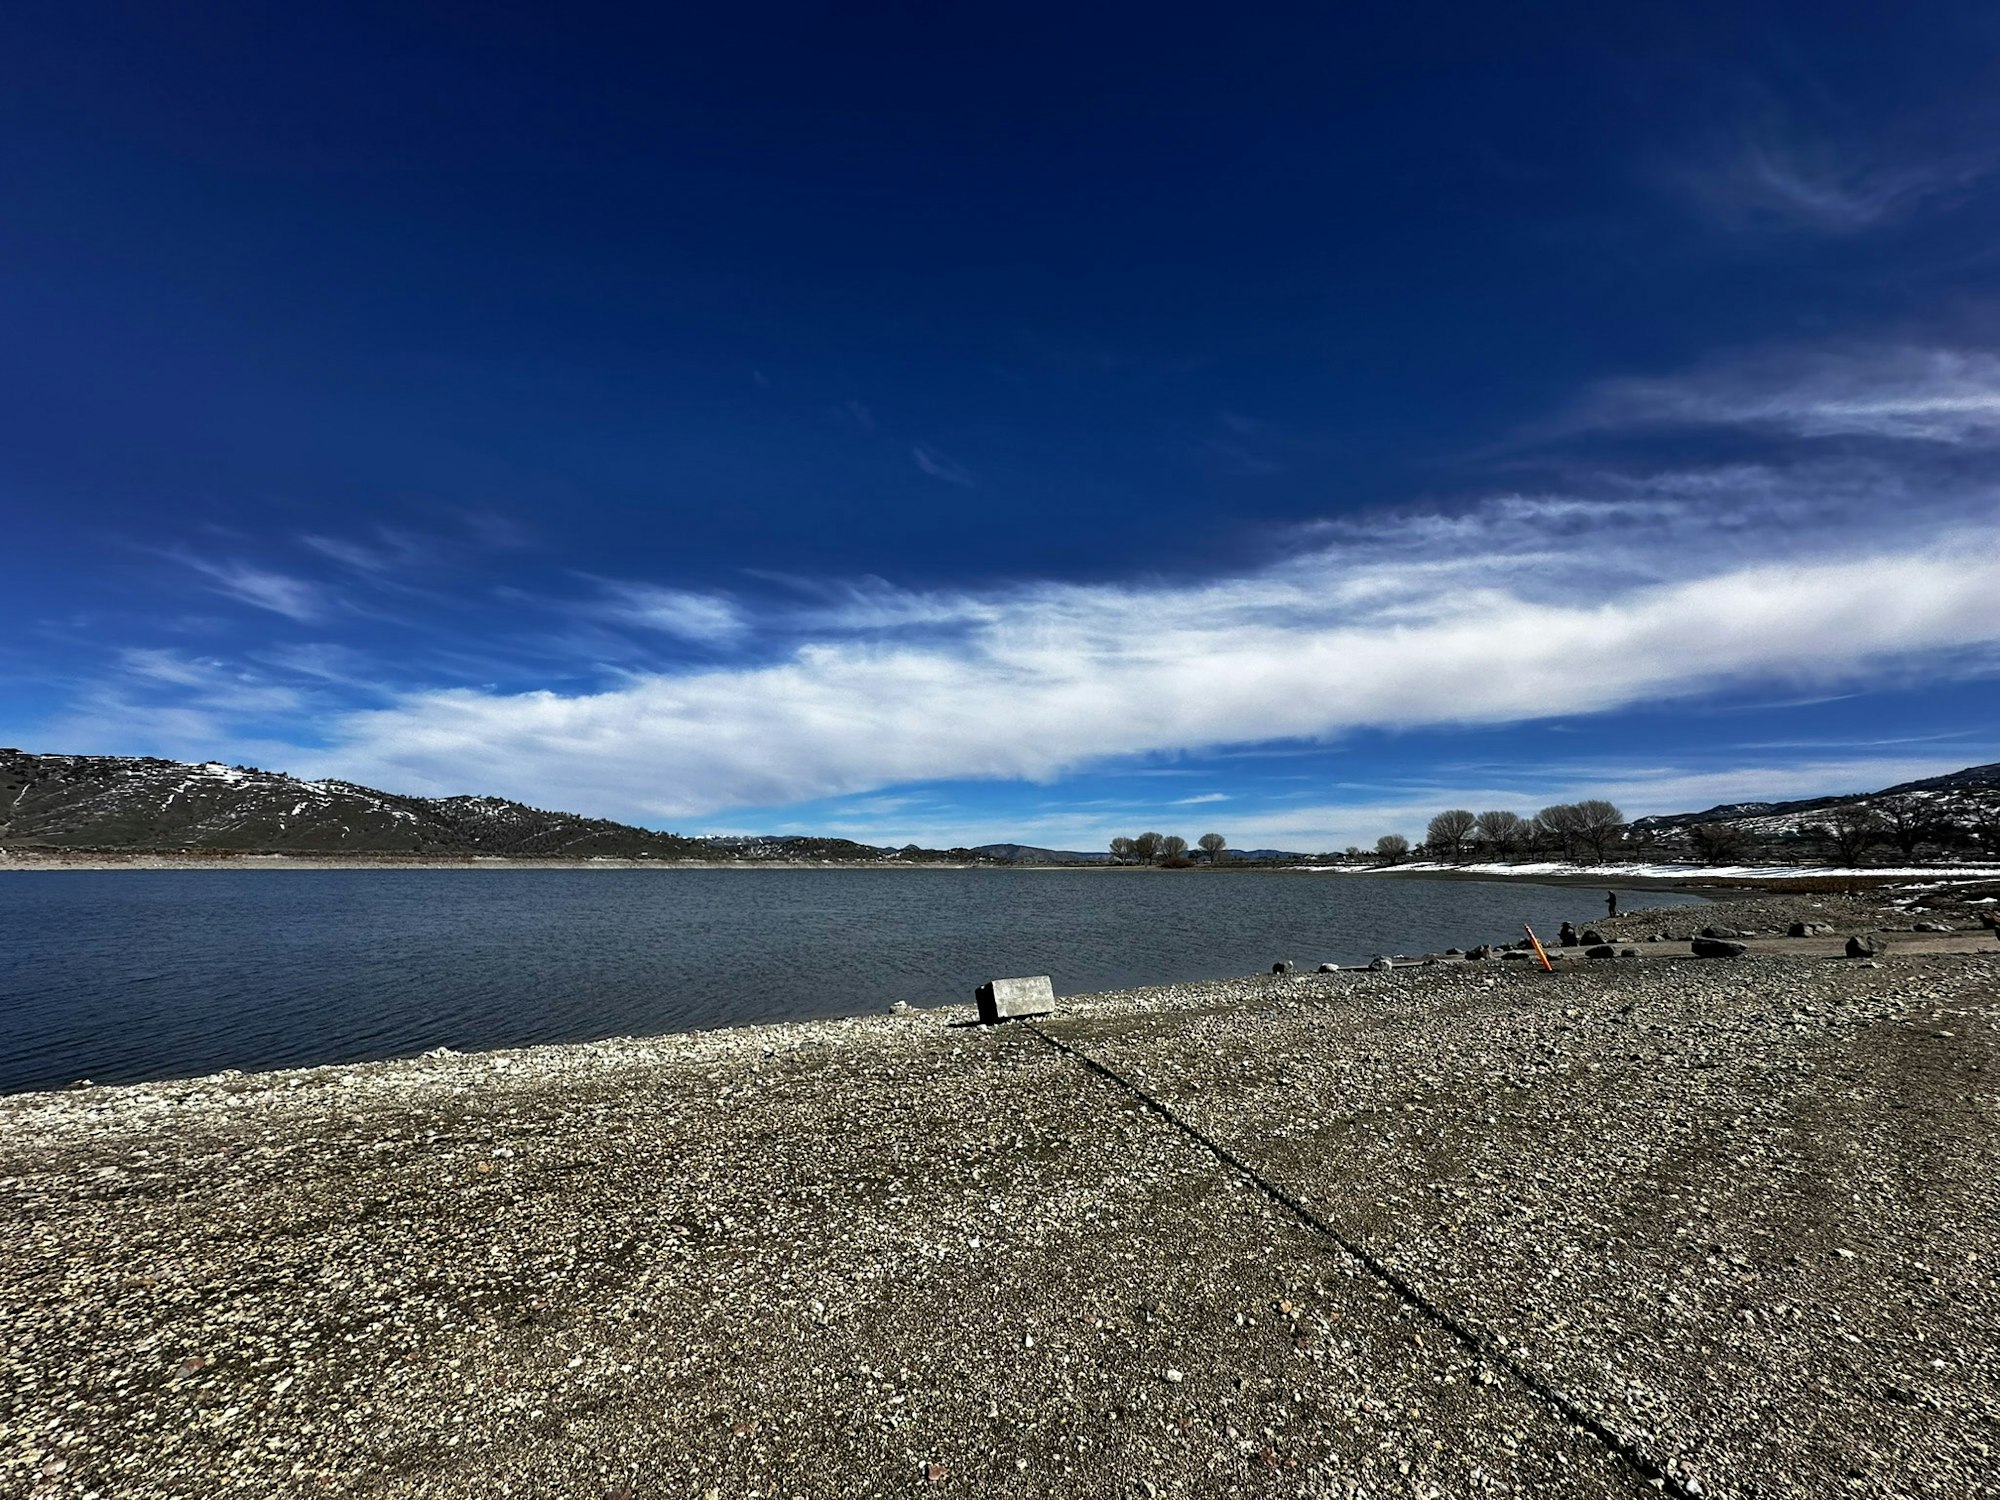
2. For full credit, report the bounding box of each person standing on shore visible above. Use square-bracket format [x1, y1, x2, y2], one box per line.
[1606, 891, 1618, 919]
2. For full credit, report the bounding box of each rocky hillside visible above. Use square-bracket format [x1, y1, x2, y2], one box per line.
[0, 749, 998, 862]
[0, 750, 723, 857]
[1630, 761, 2000, 861]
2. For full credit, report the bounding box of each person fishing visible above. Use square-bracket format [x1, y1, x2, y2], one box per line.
[1605, 891, 1618, 919]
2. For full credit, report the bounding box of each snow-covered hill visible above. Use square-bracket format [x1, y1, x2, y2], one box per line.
[1629, 762, 2000, 857]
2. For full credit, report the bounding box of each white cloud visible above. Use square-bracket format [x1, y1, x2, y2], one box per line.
[286, 534, 2000, 821]
[173, 554, 324, 621]
[1575, 346, 2000, 444]
[589, 582, 748, 645]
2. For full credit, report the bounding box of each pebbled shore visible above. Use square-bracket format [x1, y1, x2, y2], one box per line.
[2, 893, 1996, 1499]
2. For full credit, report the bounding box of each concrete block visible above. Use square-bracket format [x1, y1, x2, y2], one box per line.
[975, 975, 1055, 1024]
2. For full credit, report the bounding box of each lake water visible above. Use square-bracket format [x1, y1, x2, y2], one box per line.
[0, 869, 1705, 1094]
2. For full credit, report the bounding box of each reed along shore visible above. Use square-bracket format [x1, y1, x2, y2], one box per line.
[3, 891, 1995, 1499]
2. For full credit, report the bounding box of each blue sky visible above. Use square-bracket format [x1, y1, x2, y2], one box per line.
[4, 2, 1999, 851]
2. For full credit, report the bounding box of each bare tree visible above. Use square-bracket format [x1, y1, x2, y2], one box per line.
[1133, 831, 1165, 864]
[1108, 836, 1136, 865]
[1159, 834, 1190, 865]
[1813, 805, 1884, 866]
[1535, 804, 1585, 860]
[1573, 799, 1626, 863]
[1963, 800, 2000, 862]
[1474, 809, 1527, 859]
[1424, 808, 1478, 862]
[1198, 832, 1228, 864]
[1874, 794, 1940, 859]
[1374, 833, 1410, 864]
[1688, 821, 1747, 865]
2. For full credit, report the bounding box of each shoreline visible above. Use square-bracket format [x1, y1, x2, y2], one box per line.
[5, 845, 1992, 887]
[4, 887, 1994, 1497]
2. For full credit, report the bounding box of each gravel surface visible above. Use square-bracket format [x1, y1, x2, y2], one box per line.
[2, 893, 1995, 1498]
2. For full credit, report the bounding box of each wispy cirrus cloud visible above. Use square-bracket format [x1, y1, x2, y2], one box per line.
[171, 554, 325, 621]
[911, 445, 974, 486]
[1566, 345, 2000, 444]
[301, 530, 430, 573]
[1675, 104, 1998, 234]
[587, 580, 749, 646]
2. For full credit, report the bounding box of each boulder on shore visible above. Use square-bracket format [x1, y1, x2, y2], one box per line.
[1787, 921, 1833, 937]
[1691, 936, 1748, 958]
[1845, 934, 1884, 959]
[1580, 928, 1607, 945]
[1586, 944, 1618, 959]
[1701, 925, 1747, 940]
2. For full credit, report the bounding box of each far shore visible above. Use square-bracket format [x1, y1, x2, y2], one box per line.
[4, 845, 1996, 891]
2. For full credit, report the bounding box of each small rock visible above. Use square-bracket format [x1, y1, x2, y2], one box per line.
[1585, 944, 1617, 959]
[1690, 937, 1747, 958]
[1699, 925, 1746, 940]
[1914, 921, 1952, 933]
[1845, 934, 1883, 958]
[1163, 1368, 1185, 1383]
[1620, 947, 1639, 957]
[1787, 921, 1833, 937]
[1316, 962, 1339, 973]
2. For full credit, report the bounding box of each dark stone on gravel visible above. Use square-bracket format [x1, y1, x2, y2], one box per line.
[1464, 945, 1493, 961]
[1701, 925, 1747, 939]
[1580, 928, 1607, 945]
[1367, 955, 1393, 972]
[1846, 934, 1884, 958]
[1316, 962, 1339, 973]
[1586, 945, 1618, 959]
[1691, 936, 1748, 958]
[1271, 960, 1295, 974]
[1789, 922, 1833, 937]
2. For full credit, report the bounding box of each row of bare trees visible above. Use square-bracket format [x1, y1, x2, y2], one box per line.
[1109, 831, 1230, 867]
[1365, 801, 1628, 865]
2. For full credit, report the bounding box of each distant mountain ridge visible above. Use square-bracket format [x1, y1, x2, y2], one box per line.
[0, 750, 971, 862]
[1631, 762, 2000, 832]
